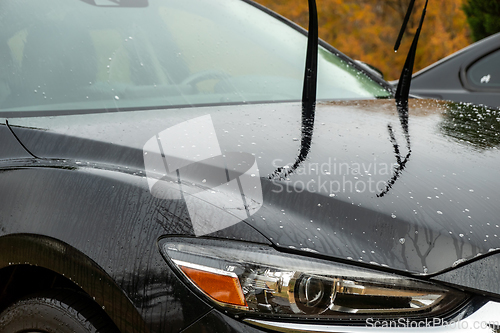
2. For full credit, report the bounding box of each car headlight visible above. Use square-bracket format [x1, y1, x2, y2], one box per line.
[159, 237, 468, 321]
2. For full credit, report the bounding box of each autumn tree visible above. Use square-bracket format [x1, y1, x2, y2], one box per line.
[463, 0, 500, 41]
[254, 0, 472, 80]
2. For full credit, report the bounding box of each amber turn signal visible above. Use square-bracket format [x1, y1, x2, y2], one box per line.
[176, 261, 247, 307]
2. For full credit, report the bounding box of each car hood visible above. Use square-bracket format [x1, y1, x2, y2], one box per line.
[6, 99, 500, 275]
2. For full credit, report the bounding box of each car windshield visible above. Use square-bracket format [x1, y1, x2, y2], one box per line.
[0, 0, 390, 113]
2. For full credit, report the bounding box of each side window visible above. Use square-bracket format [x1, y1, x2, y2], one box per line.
[466, 49, 500, 89]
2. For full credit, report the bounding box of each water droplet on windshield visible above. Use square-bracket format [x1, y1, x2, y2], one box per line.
[114, 96, 120, 100]
[399, 238, 405, 244]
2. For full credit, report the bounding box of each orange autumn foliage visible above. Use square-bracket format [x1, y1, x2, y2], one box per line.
[253, 0, 472, 80]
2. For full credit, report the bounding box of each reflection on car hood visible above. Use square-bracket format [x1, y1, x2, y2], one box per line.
[7, 99, 500, 275]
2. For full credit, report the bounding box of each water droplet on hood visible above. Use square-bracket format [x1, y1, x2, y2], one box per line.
[452, 258, 466, 267]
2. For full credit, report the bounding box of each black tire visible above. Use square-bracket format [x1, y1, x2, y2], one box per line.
[0, 289, 119, 333]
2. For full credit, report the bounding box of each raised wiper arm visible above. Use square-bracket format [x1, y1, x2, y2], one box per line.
[269, 0, 318, 180]
[378, 0, 428, 197]
[395, 0, 428, 105]
[394, 0, 416, 52]
[302, 0, 318, 115]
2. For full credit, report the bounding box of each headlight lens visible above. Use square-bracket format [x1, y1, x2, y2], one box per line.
[159, 237, 467, 320]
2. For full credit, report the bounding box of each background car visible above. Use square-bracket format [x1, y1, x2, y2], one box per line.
[1, 1, 500, 333]
[409, 32, 500, 108]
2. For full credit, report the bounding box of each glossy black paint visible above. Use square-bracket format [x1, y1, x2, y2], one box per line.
[433, 252, 500, 300]
[3, 99, 500, 277]
[410, 32, 500, 108]
[0, 122, 32, 159]
[0, 161, 220, 332]
[1, 97, 500, 330]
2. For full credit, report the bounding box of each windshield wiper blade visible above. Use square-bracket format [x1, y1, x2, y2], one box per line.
[302, 0, 318, 116]
[378, 0, 428, 197]
[394, 0, 416, 52]
[395, 0, 428, 105]
[270, 0, 318, 180]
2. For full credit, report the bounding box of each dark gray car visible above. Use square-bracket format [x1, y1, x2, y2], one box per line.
[409, 32, 500, 108]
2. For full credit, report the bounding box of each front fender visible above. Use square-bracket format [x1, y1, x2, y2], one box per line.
[0, 162, 213, 333]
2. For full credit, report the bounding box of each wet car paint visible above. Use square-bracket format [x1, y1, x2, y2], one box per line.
[4, 99, 500, 279]
[0, 122, 32, 159]
[0, 138, 276, 333]
[0, 163, 216, 332]
[433, 251, 500, 299]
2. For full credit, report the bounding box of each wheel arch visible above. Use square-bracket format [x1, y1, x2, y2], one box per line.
[0, 233, 149, 333]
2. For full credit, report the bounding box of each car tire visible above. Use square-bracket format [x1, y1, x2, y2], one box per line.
[0, 289, 119, 333]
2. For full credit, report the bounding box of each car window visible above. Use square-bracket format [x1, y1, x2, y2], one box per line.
[0, 0, 390, 113]
[466, 49, 500, 89]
